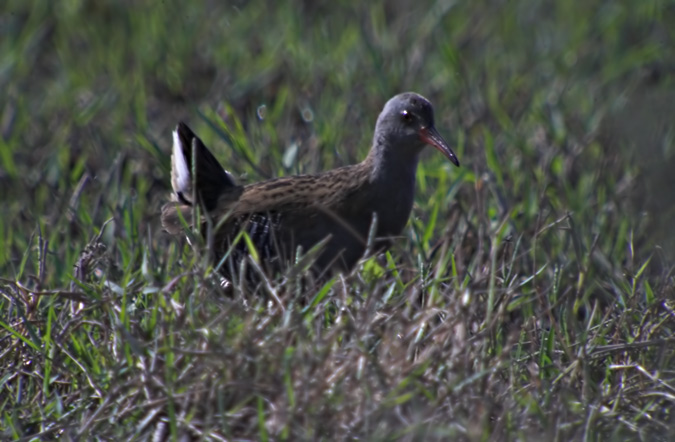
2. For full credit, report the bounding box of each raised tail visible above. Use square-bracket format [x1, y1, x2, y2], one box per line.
[162, 122, 241, 235]
[171, 122, 237, 210]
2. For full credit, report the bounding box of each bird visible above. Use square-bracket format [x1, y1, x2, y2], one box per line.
[161, 92, 459, 282]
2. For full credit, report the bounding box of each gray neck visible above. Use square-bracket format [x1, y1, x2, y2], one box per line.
[367, 132, 422, 188]
[362, 133, 423, 235]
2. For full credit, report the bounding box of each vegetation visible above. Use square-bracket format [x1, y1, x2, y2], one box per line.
[2, 0, 674, 440]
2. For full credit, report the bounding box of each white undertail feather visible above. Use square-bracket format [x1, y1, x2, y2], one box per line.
[224, 169, 237, 184]
[172, 129, 190, 196]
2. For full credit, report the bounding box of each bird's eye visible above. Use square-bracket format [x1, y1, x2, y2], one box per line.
[401, 110, 413, 123]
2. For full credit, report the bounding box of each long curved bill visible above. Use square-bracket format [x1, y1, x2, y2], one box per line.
[419, 126, 460, 167]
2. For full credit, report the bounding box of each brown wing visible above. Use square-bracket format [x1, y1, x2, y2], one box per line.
[214, 168, 374, 273]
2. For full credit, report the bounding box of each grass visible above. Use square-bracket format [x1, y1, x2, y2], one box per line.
[2, 0, 675, 440]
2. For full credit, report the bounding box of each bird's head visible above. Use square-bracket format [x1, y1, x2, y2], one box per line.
[375, 92, 459, 167]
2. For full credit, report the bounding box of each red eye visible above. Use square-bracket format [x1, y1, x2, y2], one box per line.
[401, 110, 413, 122]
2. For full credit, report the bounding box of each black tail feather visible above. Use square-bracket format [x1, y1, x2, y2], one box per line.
[172, 122, 238, 211]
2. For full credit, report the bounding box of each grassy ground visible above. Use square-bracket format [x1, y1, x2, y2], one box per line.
[2, 0, 675, 440]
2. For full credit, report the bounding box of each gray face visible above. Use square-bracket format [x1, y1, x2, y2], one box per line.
[378, 93, 434, 142]
[376, 92, 459, 166]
